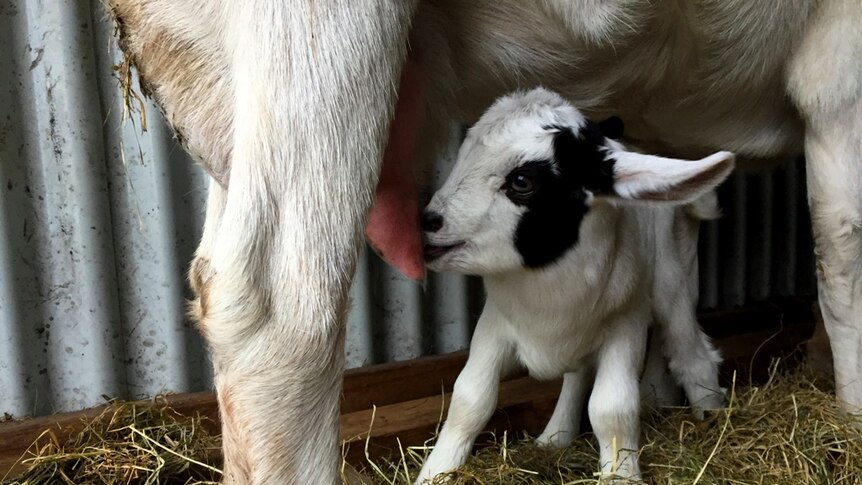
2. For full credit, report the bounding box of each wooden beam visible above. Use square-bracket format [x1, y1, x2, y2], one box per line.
[339, 376, 563, 464]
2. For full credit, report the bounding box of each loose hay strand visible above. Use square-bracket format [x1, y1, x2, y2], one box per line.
[692, 372, 736, 485]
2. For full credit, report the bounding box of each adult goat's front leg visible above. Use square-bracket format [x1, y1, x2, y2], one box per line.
[194, 3, 417, 483]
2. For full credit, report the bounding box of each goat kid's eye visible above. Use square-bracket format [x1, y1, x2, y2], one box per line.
[509, 174, 534, 195]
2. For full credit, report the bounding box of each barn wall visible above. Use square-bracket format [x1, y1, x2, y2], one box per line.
[0, 0, 815, 418]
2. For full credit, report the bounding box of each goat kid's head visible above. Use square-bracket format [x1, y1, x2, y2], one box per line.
[422, 87, 735, 275]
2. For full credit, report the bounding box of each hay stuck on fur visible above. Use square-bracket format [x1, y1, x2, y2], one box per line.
[4, 367, 861, 485]
[3, 402, 221, 485]
[365, 367, 862, 485]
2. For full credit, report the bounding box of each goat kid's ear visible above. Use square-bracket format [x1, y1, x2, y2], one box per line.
[605, 150, 735, 203]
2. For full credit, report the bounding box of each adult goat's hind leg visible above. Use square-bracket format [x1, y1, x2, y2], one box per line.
[802, 107, 862, 412]
[790, 1, 862, 413]
[198, 3, 417, 483]
[798, 104, 862, 412]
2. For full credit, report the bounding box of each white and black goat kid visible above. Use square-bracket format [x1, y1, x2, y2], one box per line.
[417, 88, 734, 482]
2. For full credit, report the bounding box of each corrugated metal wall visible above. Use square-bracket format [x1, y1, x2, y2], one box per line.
[699, 159, 817, 308]
[1, 0, 214, 418]
[0, 0, 816, 419]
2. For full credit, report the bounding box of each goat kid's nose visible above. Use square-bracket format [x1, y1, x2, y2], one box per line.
[421, 211, 444, 233]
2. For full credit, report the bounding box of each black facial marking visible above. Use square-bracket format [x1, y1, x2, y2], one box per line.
[511, 121, 615, 268]
[503, 161, 549, 206]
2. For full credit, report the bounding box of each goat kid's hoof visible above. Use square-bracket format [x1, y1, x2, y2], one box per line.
[598, 466, 643, 484]
[413, 472, 452, 485]
[535, 430, 576, 448]
[341, 463, 374, 485]
[598, 474, 644, 484]
[690, 386, 728, 420]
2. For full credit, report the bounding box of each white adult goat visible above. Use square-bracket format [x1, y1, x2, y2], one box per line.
[105, 1, 861, 483]
[416, 88, 732, 481]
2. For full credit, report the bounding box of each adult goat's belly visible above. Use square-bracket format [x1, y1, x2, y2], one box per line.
[577, 40, 807, 159]
[612, 86, 806, 159]
[437, 0, 811, 160]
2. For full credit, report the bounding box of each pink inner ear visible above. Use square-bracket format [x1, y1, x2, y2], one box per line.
[365, 61, 425, 281]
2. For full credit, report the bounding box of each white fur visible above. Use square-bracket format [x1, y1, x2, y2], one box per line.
[609, 149, 735, 202]
[416, 89, 730, 482]
[105, 1, 862, 483]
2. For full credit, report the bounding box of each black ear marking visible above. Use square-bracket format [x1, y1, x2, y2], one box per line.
[597, 116, 624, 140]
[552, 124, 616, 195]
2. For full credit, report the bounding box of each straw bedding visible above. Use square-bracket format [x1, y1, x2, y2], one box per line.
[4, 367, 860, 485]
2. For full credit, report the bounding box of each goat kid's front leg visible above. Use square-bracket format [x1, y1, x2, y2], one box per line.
[193, 3, 418, 483]
[589, 313, 647, 480]
[416, 306, 516, 484]
[536, 368, 592, 448]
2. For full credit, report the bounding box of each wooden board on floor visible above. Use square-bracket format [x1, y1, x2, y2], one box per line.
[0, 301, 815, 479]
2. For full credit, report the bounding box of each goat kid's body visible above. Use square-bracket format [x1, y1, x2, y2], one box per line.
[105, 0, 862, 483]
[484, 204, 648, 380]
[416, 88, 730, 479]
